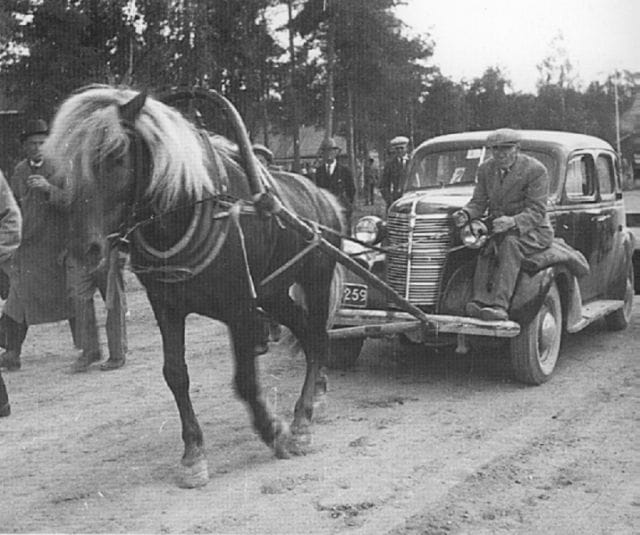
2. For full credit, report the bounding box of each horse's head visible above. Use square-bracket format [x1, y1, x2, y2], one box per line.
[43, 85, 216, 271]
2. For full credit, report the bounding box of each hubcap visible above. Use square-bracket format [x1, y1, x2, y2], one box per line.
[537, 303, 559, 374]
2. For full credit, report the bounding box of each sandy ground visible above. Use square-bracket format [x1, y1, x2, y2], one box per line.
[0, 274, 639, 534]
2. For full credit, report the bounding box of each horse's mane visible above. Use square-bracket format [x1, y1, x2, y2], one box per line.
[43, 84, 221, 209]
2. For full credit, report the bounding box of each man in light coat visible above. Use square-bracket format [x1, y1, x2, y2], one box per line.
[453, 128, 554, 321]
[0, 119, 78, 371]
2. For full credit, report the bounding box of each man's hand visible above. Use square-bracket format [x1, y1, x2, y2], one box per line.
[452, 209, 469, 228]
[493, 215, 516, 233]
[26, 174, 51, 193]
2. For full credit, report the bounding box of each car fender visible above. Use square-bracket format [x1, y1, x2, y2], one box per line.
[509, 267, 555, 325]
[440, 261, 560, 327]
[607, 228, 635, 300]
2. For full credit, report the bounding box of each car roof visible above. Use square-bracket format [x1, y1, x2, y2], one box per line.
[414, 130, 615, 155]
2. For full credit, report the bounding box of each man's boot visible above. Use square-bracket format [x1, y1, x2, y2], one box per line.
[0, 349, 21, 371]
[0, 371, 10, 417]
[0, 316, 27, 372]
[71, 350, 101, 373]
[0, 370, 10, 417]
[71, 298, 101, 373]
[99, 356, 125, 371]
[100, 296, 126, 371]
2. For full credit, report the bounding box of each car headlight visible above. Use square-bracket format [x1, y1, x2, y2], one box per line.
[460, 219, 489, 249]
[354, 216, 384, 245]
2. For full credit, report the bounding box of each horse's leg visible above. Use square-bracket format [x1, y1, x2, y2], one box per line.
[264, 281, 330, 441]
[227, 313, 292, 459]
[152, 301, 208, 487]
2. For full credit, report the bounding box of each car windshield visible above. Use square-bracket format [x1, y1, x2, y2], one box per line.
[402, 147, 557, 192]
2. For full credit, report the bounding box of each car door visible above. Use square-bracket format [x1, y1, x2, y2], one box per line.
[561, 151, 601, 301]
[593, 150, 625, 295]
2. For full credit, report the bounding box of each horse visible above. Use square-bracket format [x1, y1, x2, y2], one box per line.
[43, 85, 346, 488]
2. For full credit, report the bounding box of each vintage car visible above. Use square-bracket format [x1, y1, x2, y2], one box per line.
[329, 130, 635, 384]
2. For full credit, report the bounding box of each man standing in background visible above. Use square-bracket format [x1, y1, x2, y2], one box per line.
[380, 135, 410, 209]
[314, 137, 355, 223]
[0, 119, 77, 372]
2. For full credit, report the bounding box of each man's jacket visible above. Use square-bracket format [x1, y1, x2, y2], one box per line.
[464, 152, 554, 249]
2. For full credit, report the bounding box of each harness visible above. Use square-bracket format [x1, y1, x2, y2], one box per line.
[109, 130, 260, 283]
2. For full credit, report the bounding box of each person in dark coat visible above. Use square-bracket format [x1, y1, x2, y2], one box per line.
[0, 170, 22, 416]
[453, 128, 554, 321]
[380, 135, 410, 209]
[313, 137, 355, 221]
[0, 119, 78, 372]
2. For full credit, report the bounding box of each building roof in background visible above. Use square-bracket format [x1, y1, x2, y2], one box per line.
[254, 126, 347, 161]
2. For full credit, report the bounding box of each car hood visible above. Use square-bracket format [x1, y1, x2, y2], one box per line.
[390, 185, 474, 215]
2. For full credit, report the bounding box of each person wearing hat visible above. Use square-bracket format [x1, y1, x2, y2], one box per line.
[314, 137, 355, 220]
[380, 135, 409, 209]
[0, 119, 80, 372]
[452, 128, 554, 321]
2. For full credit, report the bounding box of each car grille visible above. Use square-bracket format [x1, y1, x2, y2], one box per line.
[387, 212, 452, 306]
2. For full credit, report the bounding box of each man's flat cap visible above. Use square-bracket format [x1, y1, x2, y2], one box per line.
[486, 128, 521, 147]
[19, 118, 49, 143]
[390, 135, 409, 147]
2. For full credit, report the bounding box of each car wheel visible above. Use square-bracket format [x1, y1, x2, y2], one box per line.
[605, 261, 634, 331]
[327, 337, 364, 369]
[509, 281, 562, 385]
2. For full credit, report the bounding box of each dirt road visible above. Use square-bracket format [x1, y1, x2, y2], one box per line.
[1, 280, 638, 534]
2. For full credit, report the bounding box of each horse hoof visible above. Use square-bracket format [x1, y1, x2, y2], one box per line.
[179, 458, 209, 488]
[289, 431, 312, 456]
[273, 420, 292, 459]
[313, 394, 328, 418]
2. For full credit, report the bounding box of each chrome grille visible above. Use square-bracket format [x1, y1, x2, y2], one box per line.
[387, 212, 452, 306]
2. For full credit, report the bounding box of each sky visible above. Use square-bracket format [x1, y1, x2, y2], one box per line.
[396, 0, 640, 93]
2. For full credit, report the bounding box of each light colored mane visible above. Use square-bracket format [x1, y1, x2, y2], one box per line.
[44, 84, 219, 209]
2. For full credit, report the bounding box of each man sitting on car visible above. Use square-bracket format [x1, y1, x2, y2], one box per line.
[453, 128, 554, 321]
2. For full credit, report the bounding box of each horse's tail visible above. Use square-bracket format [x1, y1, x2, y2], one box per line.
[326, 263, 345, 329]
[277, 264, 345, 358]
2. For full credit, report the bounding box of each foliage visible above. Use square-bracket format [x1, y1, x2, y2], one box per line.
[292, 0, 434, 156]
[0, 0, 636, 164]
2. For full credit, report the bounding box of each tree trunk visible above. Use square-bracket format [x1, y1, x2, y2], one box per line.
[346, 82, 358, 194]
[288, 0, 300, 172]
[323, 20, 335, 141]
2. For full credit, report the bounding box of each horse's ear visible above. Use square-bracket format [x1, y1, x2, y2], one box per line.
[119, 91, 147, 123]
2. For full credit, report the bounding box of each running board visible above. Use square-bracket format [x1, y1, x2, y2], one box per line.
[566, 299, 624, 333]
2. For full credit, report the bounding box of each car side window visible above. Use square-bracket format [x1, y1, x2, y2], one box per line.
[595, 153, 615, 198]
[565, 154, 596, 201]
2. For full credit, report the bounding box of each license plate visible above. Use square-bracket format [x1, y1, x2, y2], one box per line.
[342, 283, 367, 308]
